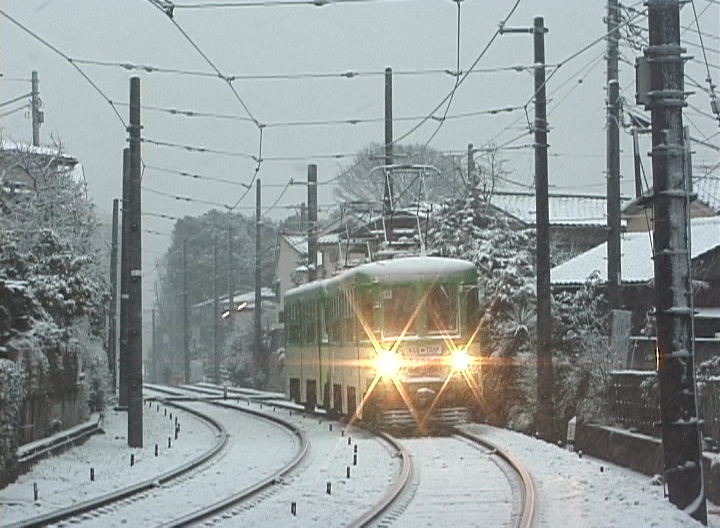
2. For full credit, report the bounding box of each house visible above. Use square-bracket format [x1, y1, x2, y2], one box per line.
[1, 140, 85, 196]
[551, 216, 720, 368]
[484, 191, 632, 263]
[622, 175, 720, 232]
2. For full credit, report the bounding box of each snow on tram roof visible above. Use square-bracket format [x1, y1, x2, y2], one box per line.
[285, 256, 476, 298]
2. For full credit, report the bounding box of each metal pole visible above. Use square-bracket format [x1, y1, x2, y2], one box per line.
[255, 178, 264, 383]
[607, 0, 622, 309]
[119, 149, 130, 408]
[31, 70, 42, 146]
[109, 198, 119, 392]
[308, 164, 318, 282]
[127, 76, 143, 448]
[646, 0, 706, 522]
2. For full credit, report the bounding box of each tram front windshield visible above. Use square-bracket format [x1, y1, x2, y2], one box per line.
[383, 286, 418, 338]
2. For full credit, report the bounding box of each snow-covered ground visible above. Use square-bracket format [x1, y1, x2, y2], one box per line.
[1, 395, 719, 527]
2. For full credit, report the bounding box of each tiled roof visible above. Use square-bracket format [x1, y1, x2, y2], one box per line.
[695, 176, 720, 213]
[489, 192, 630, 227]
[551, 216, 720, 285]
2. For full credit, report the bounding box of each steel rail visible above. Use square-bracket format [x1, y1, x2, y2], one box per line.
[5, 399, 228, 528]
[453, 428, 537, 528]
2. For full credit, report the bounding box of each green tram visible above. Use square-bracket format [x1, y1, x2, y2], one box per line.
[284, 255, 482, 429]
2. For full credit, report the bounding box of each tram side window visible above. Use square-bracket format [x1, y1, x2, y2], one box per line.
[343, 291, 355, 343]
[288, 304, 300, 345]
[302, 301, 317, 344]
[383, 286, 418, 338]
[327, 294, 340, 343]
[427, 284, 458, 334]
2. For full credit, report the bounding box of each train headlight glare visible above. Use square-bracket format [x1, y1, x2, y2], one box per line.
[450, 350, 471, 371]
[375, 350, 401, 378]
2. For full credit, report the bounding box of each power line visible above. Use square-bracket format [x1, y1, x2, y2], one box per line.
[0, 93, 31, 108]
[0, 9, 126, 126]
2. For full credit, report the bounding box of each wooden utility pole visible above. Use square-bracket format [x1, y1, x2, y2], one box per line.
[183, 239, 190, 384]
[307, 164, 318, 282]
[151, 309, 157, 383]
[213, 237, 220, 385]
[127, 76, 143, 448]
[119, 149, 130, 408]
[467, 143, 476, 189]
[109, 198, 119, 392]
[501, 17, 553, 438]
[645, 0, 706, 522]
[255, 178, 264, 381]
[31, 70, 42, 146]
[228, 224, 234, 314]
[606, 0, 622, 309]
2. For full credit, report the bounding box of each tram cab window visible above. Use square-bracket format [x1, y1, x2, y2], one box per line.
[427, 284, 458, 334]
[465, 286, 480, 332]
[383, 286, 418, 338]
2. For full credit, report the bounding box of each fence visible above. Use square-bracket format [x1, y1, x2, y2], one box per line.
[608, 371, 720, 446]
[19, 388, 87, 445]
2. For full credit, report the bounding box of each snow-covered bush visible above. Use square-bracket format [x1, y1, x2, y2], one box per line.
[0, 358, 25, 487]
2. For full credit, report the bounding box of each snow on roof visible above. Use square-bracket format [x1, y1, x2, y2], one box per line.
[1, 140, 78, 162]
[694, 176, 720, 213]
[489, 192, 630, 227]
[286, 256, 476, 298]
[191, 287, 275, 309]
[281, 234, 307, 255]
[551, 216, 720, 285]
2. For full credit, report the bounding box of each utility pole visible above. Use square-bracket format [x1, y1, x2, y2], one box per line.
[127, 76, 143, 448]
[228, 223, 234, 314]
[31, 70, 42, 146]
[109, 198, 119, 392]
[307, 164, 318, 282]
[467, 143, 476, 189]
[607, 0, 622, 310]
[152, 309, 157, 383]
[119, 149, 130, 408]
[255, 178, 264, 382]
[213, 237, 220, 385]
[384, 67, 394, 242]
[643, 0, 706, 522]
[501, 17, 553, 438]
[183, 239, 190, 384]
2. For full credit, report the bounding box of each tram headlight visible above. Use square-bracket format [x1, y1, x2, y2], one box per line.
[450, 349, 471, 372]
[375, 350, 401, 378]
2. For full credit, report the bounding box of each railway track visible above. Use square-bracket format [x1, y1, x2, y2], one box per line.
[4, 398, 228, 528]
[172, 383, 535, 528]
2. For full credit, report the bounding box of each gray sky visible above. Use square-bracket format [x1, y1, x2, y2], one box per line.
[2, 0, 719, 310]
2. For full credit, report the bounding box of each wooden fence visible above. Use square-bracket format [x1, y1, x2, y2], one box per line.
[19, 388, 87, 445]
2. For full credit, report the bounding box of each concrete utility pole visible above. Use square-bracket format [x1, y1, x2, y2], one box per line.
[151, 309, 157, 383]
[606, 0, 622, 310]
[255, 178, 264, 381]
[644, 0, 706, 522]
[228, 224, 234, 315]
[307, 164, 318, 282]
[213, 237, 220, 385]
[109, 198, 119, 392]
[501, 16, 553, 438]
[119, 149, 130, 408]
[30, 70, 42, 146]
[384, 66, 394, 242]
[127, 76, 143, 448]
[183, 239, 190, 384]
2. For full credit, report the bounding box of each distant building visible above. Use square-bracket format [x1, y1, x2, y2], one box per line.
[0, 140, 85, 196]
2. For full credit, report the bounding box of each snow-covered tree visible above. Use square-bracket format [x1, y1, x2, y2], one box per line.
[0, 139, 109, 479]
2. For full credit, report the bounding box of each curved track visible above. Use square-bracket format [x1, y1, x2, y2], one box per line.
[4, 399, 228, 528]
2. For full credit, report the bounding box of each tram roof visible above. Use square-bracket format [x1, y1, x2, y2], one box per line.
[285, 256, 477, 300]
